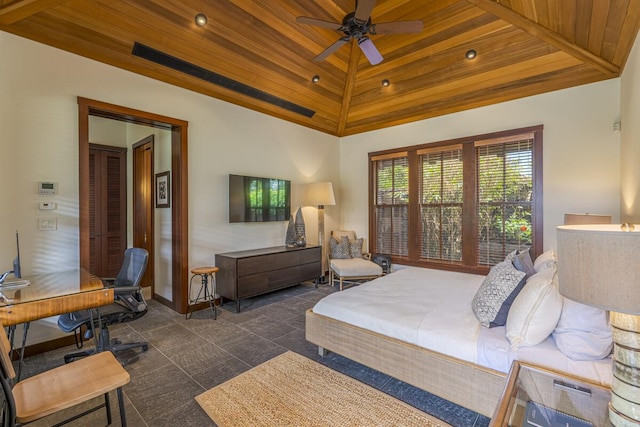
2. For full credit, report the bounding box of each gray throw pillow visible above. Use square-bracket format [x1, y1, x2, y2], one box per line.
[329, 236, 351, 259]
[350, 237, 364, 258]
[513, 249, 536, 278]
[472, 261, 526, 328]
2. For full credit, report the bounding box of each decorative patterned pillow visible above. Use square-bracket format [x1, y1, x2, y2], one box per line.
[505, 249, 518, 262]
[472, 261, 526, 328]
[489, 275, 527, 328]
[329, 236, 352, 259]
[350, 237, 364, 258]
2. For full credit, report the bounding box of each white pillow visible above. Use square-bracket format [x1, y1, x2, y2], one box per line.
[552, 298, 612, 360]
[533, 249, 556, 272]
[506, 268, 563, 348]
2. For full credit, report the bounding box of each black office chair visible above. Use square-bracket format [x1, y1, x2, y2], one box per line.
[58, 247, 150, 364]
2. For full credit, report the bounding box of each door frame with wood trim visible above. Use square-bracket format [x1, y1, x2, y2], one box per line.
[78, 97, 189, 314]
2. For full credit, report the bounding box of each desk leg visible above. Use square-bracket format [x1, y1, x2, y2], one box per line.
[5, 323, 30, 382]
[18, 322, 29, 381]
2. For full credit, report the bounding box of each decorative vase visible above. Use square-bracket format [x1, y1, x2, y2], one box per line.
[285, 214, 296, 247]
[294, 207, 306, 246]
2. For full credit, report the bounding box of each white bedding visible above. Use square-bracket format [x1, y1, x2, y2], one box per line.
[312, 266, 612, 385]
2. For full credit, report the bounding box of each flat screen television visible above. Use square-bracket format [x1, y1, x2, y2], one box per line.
[229, 174, 291, 223]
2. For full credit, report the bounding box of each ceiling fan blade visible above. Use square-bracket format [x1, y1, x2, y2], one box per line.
[370, 20, 423, 34]
[296, 16, 342, 30]
[354, 0, 376, 23]
[314, 37, 349, 61]
[358, 37, 383, 65]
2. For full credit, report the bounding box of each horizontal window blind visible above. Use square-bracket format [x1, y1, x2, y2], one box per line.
[372, 156, 409, 256]
[476, 136, 534, 265]
[419, 147, 463, 263]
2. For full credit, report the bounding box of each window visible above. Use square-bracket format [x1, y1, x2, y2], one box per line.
[419, 145, 464, 263]
[370, 126, 542, 274]
[371, 153, 409, 256]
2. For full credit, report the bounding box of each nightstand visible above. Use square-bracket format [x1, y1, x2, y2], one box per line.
[490, 361, 612, 426]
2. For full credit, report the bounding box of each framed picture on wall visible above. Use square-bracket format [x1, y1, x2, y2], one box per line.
[155, 171, 170, 208]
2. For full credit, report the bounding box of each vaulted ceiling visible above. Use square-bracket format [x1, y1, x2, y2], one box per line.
[1, 0, 639, 136]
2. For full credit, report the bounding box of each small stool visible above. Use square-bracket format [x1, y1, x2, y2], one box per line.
[186, 266, 219, 320]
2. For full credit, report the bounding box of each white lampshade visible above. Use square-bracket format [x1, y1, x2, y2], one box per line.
[557, 224, 640, 315]
[558, 224, 640, 426]
[306, 182, 335, 207]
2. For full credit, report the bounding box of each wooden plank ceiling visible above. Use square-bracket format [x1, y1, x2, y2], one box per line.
[1, 0, 639, 136]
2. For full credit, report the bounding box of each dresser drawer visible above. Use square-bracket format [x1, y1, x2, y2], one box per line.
[237, 266, 300, 298]
[237, 252, 301, 276]
[300, 246, 321, 264]
[299, 261, 320, 282]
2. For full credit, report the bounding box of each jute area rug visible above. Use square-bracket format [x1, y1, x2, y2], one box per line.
[195, 351, 452, 427]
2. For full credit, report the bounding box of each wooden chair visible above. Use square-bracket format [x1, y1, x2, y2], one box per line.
[0, 321, 130, 426]
[328, 230, 383, 291]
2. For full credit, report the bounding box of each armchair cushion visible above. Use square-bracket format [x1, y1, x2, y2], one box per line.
[330, 258, 383, 277]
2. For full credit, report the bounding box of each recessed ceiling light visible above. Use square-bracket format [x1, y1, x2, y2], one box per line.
[381, 79, 390, 87]
[312, 75, 320, 83]
[465, 49, 477, 60]
[195, 13, 208, 27]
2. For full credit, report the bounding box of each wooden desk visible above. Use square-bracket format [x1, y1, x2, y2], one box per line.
[0, 270, 114, 326]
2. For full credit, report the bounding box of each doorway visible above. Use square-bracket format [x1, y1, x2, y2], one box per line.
[78, 97, 190, 313]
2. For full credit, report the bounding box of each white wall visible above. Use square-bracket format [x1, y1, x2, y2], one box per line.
[0, 31, 339, 344]
[621, 32, 640, 222]
[339, 80, 622, 251]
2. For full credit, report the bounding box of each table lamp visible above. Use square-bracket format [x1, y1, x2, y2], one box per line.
[557, 224, 640, 426]
[306, 182, 335, 283]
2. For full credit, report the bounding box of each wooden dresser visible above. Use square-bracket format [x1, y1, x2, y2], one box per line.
[215, 245, 321, 312]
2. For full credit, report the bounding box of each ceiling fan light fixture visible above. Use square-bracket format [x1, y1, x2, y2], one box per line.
[312, 75, 320, 83]
[465, 49, 477, 60]
[195, 13, 208, 27]
[358, 37, 383, 65]
[381, 79, 390, 87]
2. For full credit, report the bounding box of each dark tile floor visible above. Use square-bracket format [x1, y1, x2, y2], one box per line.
[18, 282, 491, 427]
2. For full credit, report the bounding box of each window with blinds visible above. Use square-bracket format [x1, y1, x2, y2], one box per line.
[369, 126, 542, 274]
[476, 135, 534, 266]
[371, 153, 409, 257]
[419, 145, 463, 263]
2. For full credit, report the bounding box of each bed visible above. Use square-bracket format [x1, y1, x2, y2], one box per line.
[305, 265, 612, 418]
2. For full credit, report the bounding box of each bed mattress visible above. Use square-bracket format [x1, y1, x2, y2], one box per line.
[312, 266, 612, 385]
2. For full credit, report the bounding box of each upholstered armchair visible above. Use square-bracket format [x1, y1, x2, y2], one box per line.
[328, 230, 383, 291]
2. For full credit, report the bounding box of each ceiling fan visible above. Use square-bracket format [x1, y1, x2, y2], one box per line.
[296, 0, 423, 65]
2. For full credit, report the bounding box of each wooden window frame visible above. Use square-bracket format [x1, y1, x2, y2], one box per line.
[369, 125, 543, 275]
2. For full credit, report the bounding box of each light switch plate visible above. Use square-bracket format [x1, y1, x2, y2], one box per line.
[38, 217, 57, 231]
